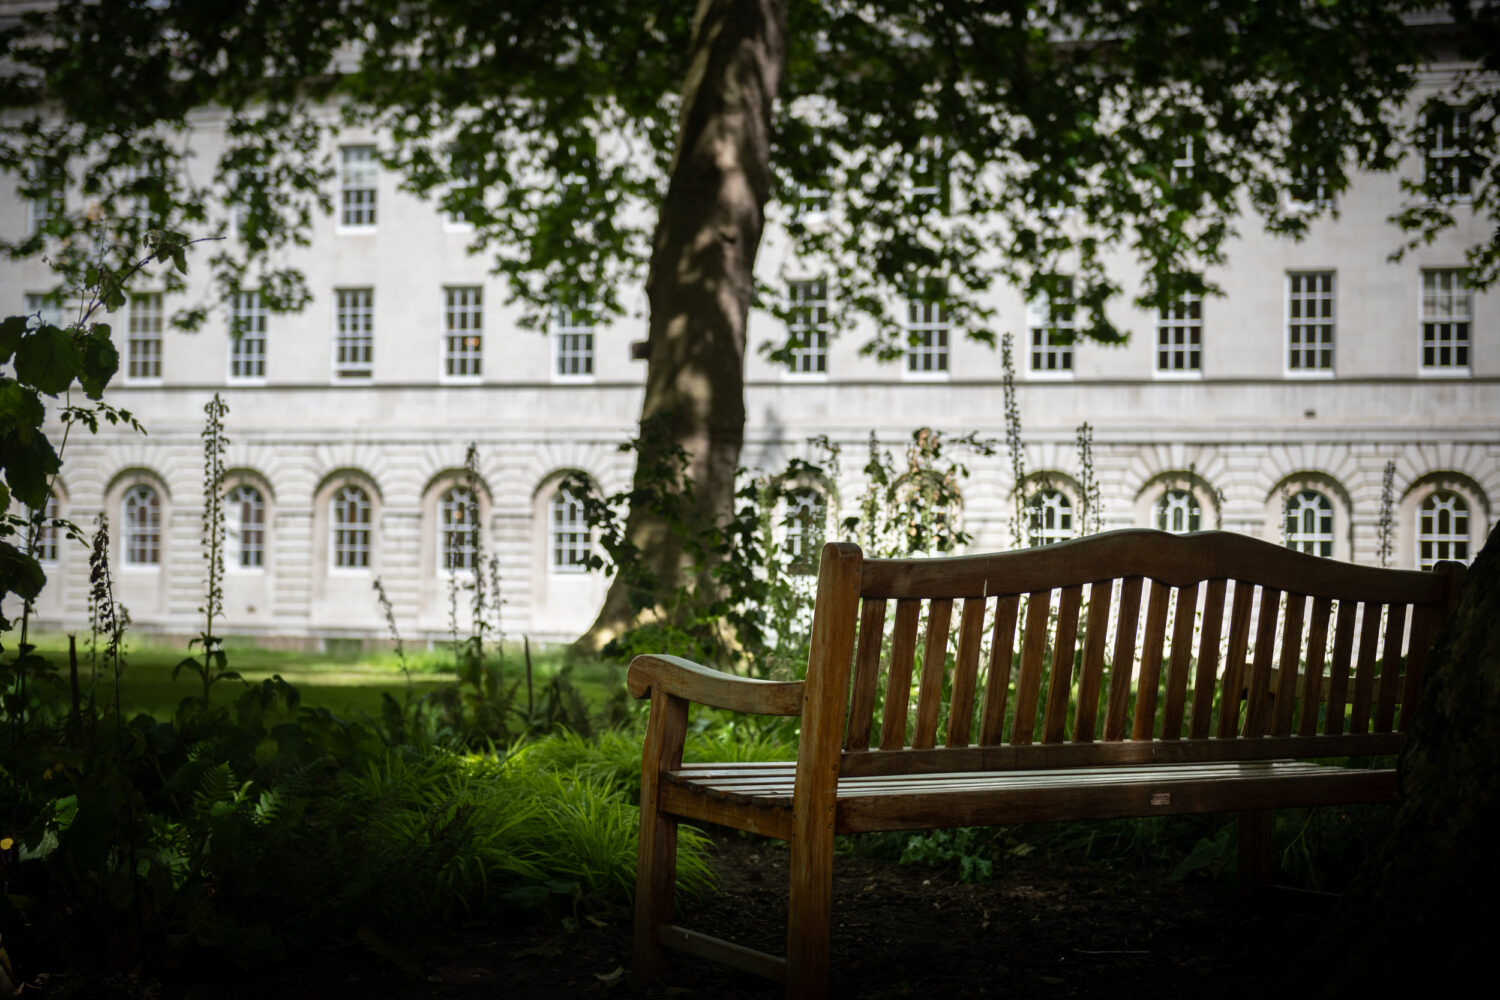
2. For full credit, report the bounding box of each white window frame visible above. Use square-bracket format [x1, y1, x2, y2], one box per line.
[1155, 292, 1202, 377]
[1169, 135, 1194, 187]
[443, 286, 484, 381]
[1284, 489, 1335, 558]
[1154, 489, 1201, 535]
[119, 160, 158, 226]
[785, 278, 829, 379]
[330, 485, 373, 571]
[1286, 271, 1335, 377]
[125, 292, 164, 384]
[1027, 489, 1075, 548]
[122, 484, 161, 567]
[904, 281, 949, 380]
[226, 484, 266, 571]
[552, 303, 595, 382]
[25, 292, 62, 330]
[439, 486, 478, 573]
[908, 139, 947, 213]
[228, 290, 267, 383]
[30, 493, 59, 564]
[549, 489, 591, 573]
[1420, 104, 1472, 203]
[781, 488, 827, 572]
[1419, 269, 1471, 376]
[26, 161, 62, 237]
[1027, 279, 1075, 379]
[333, 288, 374, 380]
[339, 145, 378, 229]
[1417, 491, 1470, 570]
[1285, 155, 1334, 214]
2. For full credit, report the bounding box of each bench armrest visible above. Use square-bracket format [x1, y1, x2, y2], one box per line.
[626, 654, 805, 716]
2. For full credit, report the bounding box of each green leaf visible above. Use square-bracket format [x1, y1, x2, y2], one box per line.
[14, 325, 78, 395]
[0, 541, 46, 600]
[0, 315, 27, 364]
[0, 424, 61, 510]
[78, 327, 119, 400]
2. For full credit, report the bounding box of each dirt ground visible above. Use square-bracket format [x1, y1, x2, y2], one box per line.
[28, 830, 1330, 1000]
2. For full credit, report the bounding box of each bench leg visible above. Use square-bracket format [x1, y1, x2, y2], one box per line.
[1237, 809, 1274, 900]
[786, 822, 835, 998]
[633, 691, 688, 987]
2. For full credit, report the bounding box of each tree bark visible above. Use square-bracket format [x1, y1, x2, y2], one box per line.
[1327, 522, 1499, 993]
[576, 0, 786, 653]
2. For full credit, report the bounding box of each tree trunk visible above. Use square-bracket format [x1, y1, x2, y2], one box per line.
[576, 0, 786, 653]
[1327, 522, 1499, 993]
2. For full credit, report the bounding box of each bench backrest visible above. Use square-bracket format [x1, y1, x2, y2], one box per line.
[803, 531, 1464, 779]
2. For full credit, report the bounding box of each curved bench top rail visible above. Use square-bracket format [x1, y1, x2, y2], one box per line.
[859, 529, 1452, 605]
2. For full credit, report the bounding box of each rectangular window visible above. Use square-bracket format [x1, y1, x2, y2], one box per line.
[1421, 269, 1471, 373]
[1287, 272, 1335, 374]
[120, 160, 158, 225]
[340, 145, 378, 227]
[1287, 158, 1333, 213]
[334, 288, 374, 379]
[786, 278, 829, 376]
[905, 281, 949, 376]
[228, 290, 267, 381]
[1170, 135, 1194, 187]
[443, 287, 484, 378]
[126, 292, 163, 381]
[1156, 292, 1202, 373]
[1421, 104, 1472, 201]
[1028, 278, 1075, 375]
[909, 141, 948, 213]
[25, 293, 61, 330]
[553, 303, 594, 379]
[26, 161, 63, 237]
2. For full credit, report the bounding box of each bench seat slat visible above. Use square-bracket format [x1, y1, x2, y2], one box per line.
[660, 761, 1395, 836]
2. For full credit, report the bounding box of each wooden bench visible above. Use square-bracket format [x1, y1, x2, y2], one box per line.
[627, 529, 1465, 998]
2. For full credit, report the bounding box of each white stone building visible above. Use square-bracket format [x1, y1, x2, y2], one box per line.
[3, 83, 1495, 647]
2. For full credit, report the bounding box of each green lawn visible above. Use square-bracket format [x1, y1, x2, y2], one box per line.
[9, 633, 627, 721]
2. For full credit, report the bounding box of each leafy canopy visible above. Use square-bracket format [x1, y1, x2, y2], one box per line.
[5, 0, 1486, 351]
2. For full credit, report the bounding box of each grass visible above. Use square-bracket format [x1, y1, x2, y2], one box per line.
[9, 632, 628, 721]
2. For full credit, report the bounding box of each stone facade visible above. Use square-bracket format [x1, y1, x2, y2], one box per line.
[3, 88, 1495, 646]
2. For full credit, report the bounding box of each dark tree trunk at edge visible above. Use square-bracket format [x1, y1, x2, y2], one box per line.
[1328, 522, 1500, 993]
[577, 0, 786, 653]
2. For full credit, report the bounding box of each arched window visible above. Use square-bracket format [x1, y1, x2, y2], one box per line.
[30, 492, 59, 563]
[549, 489, 590, 572]
[782, 488, 827, 572]
[1284, 489, 1334, 557]
[226, 484, 265, 569]
[1418, 491, 1469, 569]
[123, 484, 160, 565]
[1027, 490, 1074, 547]
[330, 485, 372, 569]
[440, 486, 477, 571]
[1154, 489, 1201, 535]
